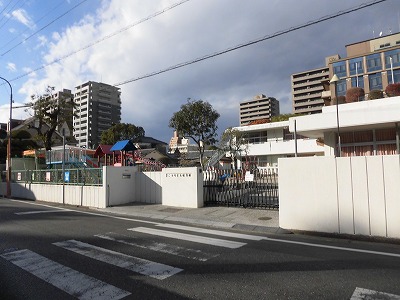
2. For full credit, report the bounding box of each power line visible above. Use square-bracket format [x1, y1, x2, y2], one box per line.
[1, 0, 89, 56]
[0, 0, 66, 51]
[5, 0, 191, 82]
[0, 0, 27, 30]
[113, 0, 387, 87]
[4, 0, 387, 87]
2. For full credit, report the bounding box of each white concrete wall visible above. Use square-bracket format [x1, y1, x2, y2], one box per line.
[247, 139, 323, 156]
[134, 171, 162, 204]
[162, 167, 203, 208]
[2, 166, 202, 209]
[4, 182, 105, 207]
[279, 155, 400, 239]
[104, 166, 137, 207]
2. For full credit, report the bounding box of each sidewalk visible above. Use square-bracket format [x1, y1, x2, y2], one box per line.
[98, 203, 286, 234]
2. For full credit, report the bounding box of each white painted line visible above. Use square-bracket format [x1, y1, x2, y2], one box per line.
[95, 232, 219, 262]
[264, 237, 400, 258]
[54, 240, 183, 280]
[351, 287, 400, 299]
[0, 249, 130, 300]
[157, 223, 265, 241]
[15, 209, 72, 215]
[128, 227, 246, 249]
[11, 199, 400, 259]
[11, 199, 159, 225]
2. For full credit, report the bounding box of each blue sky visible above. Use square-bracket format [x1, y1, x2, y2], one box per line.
[0, 0, 399, 144]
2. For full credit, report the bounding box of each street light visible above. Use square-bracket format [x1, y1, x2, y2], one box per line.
[0, 76, 13, 197]
[330, 74, 341, 157]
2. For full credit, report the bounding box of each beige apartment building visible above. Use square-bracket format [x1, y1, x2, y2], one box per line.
[291, 55, 338, 115]
[239, 94, 280, 126]
[292, 32, 400, 115]
[329, 32, 400, 99]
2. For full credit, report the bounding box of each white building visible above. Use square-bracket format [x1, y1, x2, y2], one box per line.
[289, 96, 400, 156]
[231, 120, 324, 168]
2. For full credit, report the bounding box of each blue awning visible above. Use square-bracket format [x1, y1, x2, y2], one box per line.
[110, 140, 137, 151]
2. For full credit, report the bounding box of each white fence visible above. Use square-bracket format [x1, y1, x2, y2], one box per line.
[279, 155, 400, 239]
[1, 166, 201, 209]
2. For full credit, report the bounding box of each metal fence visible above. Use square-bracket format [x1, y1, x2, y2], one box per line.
[10, 168, 103, 186]
[203, 168, 279, 209]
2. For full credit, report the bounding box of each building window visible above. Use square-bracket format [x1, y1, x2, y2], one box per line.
[340, 128, 397, 156]
[369, 73, 383, 90]
[384, 49, 400, 68]
[333, 61, 347, 78]
[351, 76, 364, 88]
[388, 69, 400, 85]
[366, 53, 382, 72]
[337, 79, 347, 96]
[349, 58, 363, 76]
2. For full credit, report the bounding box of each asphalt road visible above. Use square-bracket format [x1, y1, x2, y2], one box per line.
[1, 199, 400, 300]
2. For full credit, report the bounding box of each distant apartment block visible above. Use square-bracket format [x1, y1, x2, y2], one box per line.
[73, 81, 121, 149]
[291, 55, 337, 115]
[50, 89, 74, 137]
[292, 32, 400, 114]
[329, 32, 400, 100]
[239, 94, 280, 126]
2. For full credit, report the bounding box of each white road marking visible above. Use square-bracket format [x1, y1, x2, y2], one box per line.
[263, 237, 400, 258]
[95, 232, 219, 261]
[157, 223, 265, 241]
[11, 199, 158, 225]
[128, 227, 246, 249]
[15, 209, 72, 215]
[351, 287, 400, 299]
[10, 199, 400, 258]
[0, 249, 130, 300]
[53, 240, 183, 280]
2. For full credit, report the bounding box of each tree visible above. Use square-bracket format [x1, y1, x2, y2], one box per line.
[100, 123, 145, 145]
[271, 113, 299, 122]
[346, 87, 365, 103]
[385, 83, 400, 97]
[219, 127, 248, 170]
[368, 90, 384, 100]
[331, 96, 346, 105]
[169, 99, 220, 168]
[30, 86, 75, 150]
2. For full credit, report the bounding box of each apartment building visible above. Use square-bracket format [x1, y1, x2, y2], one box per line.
[50, 89, 74, 137]
[73, 81, 121, 149]
[239, 94, 280, 126]
[291, 55, 338, 115]
[329, 32, 400, 99]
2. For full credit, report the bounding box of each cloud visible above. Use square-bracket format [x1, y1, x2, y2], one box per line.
[6, 62, 16, 72]
[11, 9, 35, 29]
[35, 35, 48, 49]
[17, 0, 400, 144]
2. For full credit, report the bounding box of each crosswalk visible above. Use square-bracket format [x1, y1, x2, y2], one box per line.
[1, 222, 264, 299]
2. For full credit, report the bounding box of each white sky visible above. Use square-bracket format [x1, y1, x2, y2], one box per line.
[0, 0, 399, 143]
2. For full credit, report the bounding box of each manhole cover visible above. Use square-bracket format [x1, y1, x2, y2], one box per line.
[258, 217, 272, 221]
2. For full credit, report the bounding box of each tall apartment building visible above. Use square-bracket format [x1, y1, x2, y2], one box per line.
[291, 55, 338, 115]
[292, 32, 400, 114]
[329, 32, 400, 99]
[239, 94, 280, 126]
[73, 81, 121, 149]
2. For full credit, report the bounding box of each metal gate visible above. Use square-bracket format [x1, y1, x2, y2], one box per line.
[203, 168, 278, 209]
